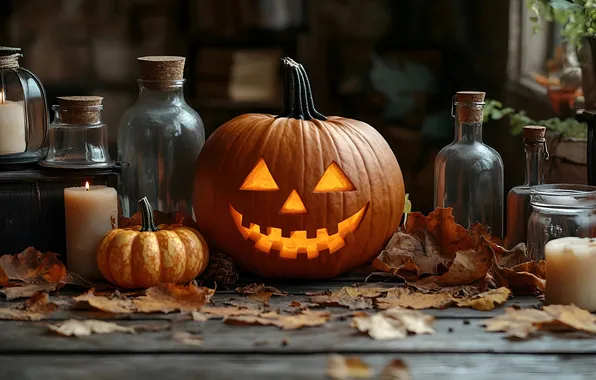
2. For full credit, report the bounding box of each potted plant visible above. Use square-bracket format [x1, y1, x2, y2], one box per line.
[528, 0, 596, 108]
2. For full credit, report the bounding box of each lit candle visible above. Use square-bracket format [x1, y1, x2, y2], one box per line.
[64, 182, 118, 281]
[0, 89, 26, 155]
[545, 237, 596, 311]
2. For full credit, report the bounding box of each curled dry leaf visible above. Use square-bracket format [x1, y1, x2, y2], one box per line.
[327, 354, 372, 380]
[48, 319, 135, 337]
[489, 242, 529, 268]
[352, 307, 435, 340]
[0, 283, 61, 300]
[376, 286, 510, 312]
[0, 292, 59, 321]
[224, 309, 331, 330]
[133, 282, 215, 313]
[172, 331, 203, 346]
[310, 287, 389, 310]
[0, 247, 66, 284]
[491, 260, 546, 295]
[74, 283, 215, 314]
[380, 359, 412, 380]
[482, 304, 596, 339]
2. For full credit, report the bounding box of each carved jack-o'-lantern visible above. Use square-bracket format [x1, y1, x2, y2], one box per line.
[193, 58, 405, 279]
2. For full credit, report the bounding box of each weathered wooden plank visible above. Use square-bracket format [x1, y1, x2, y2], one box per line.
[0, 316, 594, 354]
[0, 353, 594, 380]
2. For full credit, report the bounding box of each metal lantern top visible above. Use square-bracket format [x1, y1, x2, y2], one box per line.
[0, 46, 49, 166]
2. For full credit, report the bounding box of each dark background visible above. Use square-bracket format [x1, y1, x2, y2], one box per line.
[0, 0, 559, 215]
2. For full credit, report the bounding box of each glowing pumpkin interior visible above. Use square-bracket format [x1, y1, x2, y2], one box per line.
[231, 159, 368, 259]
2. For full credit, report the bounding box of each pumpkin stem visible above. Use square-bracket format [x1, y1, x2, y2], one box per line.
[138, 197, 158, 232]
[278, 57, 327, 121]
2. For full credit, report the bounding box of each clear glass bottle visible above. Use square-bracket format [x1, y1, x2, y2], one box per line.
[504, 126, 548, 248]
[117, 56, 205, 217]
[434, 91, 504, 237]
[527, 184, 596, 261]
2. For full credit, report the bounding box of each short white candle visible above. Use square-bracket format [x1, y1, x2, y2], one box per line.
[0, 95, 26, 155]
[64, 182, 118, 281]
[545, 237, 596, 311]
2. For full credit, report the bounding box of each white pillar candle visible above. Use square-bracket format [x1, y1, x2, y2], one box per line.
[545, 237, 596, 311]
[64, 182, 118, 281]
[0, 99, 26, 155]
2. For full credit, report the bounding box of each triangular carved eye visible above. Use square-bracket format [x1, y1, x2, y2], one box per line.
[314, 162, 356, 192]
[240, 158, 279, 191]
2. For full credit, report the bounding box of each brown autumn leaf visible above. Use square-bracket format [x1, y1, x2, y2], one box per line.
[310, 286, 389, 310]
[0, 267, 7, 286]
[0, 292, 59, 321]
[74, 289, 136, 314]
[489, 242, 529, 268]
[0, 283, 61, 300]
[133, 282, 215, 313]
[454, 287, 511, 311]
[481, 307, 557, 339]
[542, 304, 596, 334]
[430, 238, 493, 286]
[327, 354, 372, 379]
[0, 247, 66, 284]
[224, 309, 331, 330]
[48, 319, 136, 337]
[380, 359, 412, 380]
[491, 261, 546, 295]
[376, 287, 454, 310]
[352, 307, 435, 340]
[199, 306, 262, 319]
[172, 331, 203, 346]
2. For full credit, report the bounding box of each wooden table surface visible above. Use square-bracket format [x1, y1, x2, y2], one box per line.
[0, 274, 593, 380]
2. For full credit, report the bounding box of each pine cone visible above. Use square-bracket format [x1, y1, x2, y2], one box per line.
[198, 252, 239, 289]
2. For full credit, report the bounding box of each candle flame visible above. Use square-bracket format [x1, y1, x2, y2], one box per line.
[85, 182, 90, 191]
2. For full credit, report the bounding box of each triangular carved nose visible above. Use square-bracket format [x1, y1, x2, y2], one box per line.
[279, 189, 308, 215]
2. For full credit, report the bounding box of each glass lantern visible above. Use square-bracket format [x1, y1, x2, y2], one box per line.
[0, 47, 48, 165]
[527, 184, 596, 261]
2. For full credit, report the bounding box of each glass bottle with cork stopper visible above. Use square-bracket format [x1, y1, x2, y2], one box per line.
[434, 91, 504, 237]
[41, 96, 113, 168]
[117, 56, 205, 217]
[505, 126, 548, 248]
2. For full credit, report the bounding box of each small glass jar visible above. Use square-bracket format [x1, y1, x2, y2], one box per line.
[41, 96, 113, 169]
[527, 184, 596, 261]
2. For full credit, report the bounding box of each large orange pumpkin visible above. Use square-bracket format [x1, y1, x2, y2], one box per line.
[193, 58, 404, 279]
[97, 197, 209, 288]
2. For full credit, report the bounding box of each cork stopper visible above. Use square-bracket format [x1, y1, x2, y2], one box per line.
[57, 96, 103, 124]
[454, 91, 486, 123]
[138, 56, 185, 90]
[0, 47, 21, 69]
[523, 126, 546, 141]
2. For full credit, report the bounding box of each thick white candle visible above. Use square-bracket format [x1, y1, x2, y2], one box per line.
[64, 183, 118, 281]
[0, 100, 26, 155]
[545, 237, 596, 311]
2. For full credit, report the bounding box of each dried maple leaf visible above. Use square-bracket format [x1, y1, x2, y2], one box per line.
[0, 283, 61, 300]
[133, 283, 215, 313]
[352, 307, 435, 340]
[376, 287, 454, 310]
[542, 304, 596, 334]
[380, 359, 412, 380]
[48, 319, 135, 337]
[327, 354, 372, 379]
[431, 239, 493, 285]
[310, 286, 388, 310]
[481, 307, 556, 339]
[491, 261, 545, 295]
[0, 292, 59, 321]
[490, 242, 529, 268]
[454, 287, 511, 311]
[224, 309, 331, 330]
[0, 248, 66, 284]
[74, 289, 136, 314]
[173, 331, 203, 346]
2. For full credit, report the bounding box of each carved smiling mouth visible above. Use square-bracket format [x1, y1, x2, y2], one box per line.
[229, 203, 369, 259]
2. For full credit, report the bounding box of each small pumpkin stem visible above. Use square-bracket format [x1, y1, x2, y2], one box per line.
[278, 57, 327, 121]
[138, 197, 158, 232]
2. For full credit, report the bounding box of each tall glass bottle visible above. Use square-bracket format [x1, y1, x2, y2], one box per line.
[117, 56, 205, 217]
[505, 126, 548, 248]
[434, 91, 504, 237]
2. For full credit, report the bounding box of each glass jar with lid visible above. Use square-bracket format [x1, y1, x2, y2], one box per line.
[527, 184, 596, 261]
[117, 56, 205, 217]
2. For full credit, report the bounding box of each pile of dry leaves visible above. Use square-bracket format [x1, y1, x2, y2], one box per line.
[372, 208, 545, 296]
